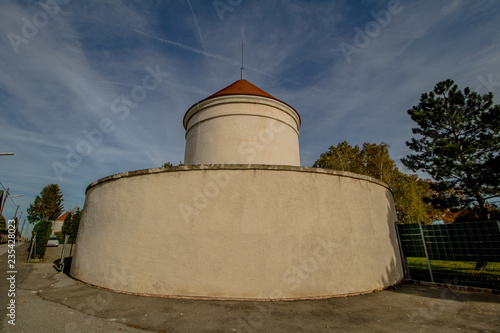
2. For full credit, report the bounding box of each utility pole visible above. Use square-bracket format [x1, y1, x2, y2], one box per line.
[0, 151, 14, 214]
[20, 218, 27, 239]
[1, 188, 9, 214]
[13, 205, 19, 239]
[1, 191, 23, 216]
[13, 205, 19, 220]
[14, 209, 22, 239]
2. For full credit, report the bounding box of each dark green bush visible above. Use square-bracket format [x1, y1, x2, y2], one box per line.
[62, 208, 81, 244]
[54, 231, 64, 243]
[28, 219, 53, 258]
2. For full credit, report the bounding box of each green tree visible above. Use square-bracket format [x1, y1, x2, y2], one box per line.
[454, 204, 500, 223]
[61, 211, 72, 235]
[313, 141, 364, 174]
[314, 141, 429, 224]
[416, 179, 460, 223]
[28, 219, 52, 258]
[391, 172, 428, 224]
[402, 79, 500, 220]
[0, 213, 6, 230]
[360, 142, 396, 184]
[27, 184, 64, 224]
[61, 207, 81, 242]
[314, 141, 397, 184]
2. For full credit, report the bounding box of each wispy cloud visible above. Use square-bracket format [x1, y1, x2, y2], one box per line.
[0, 0, 499, 235]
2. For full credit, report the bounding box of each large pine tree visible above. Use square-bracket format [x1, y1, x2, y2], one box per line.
[402, 79, 500, 220]
[27, 184, 64, 224]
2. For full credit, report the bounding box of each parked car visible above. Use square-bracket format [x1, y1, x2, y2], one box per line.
[47, 235, 59, 247]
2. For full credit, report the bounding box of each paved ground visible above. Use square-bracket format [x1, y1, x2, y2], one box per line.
[0, 242, 25, 256]
[1, 242, 499, 332]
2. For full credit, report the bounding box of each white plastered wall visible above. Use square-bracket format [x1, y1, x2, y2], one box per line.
[71, 165, 403, 300]
[184, 96, 301, 166]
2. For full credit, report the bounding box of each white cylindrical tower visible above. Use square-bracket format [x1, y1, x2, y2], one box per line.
[183, 80, 301, 166]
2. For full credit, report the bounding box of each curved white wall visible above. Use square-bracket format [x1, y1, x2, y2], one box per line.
[71, 165, 403, 300]
[183, 96, 301, 166]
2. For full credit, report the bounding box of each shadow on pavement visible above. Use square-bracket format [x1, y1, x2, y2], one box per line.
[387, 280, 500, 303]
[52, 256, 72, 275]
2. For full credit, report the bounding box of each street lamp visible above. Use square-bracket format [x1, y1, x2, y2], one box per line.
[0, 153, 14, 156]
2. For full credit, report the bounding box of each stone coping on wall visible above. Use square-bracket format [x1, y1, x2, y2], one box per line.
[86, 164, 392, 194]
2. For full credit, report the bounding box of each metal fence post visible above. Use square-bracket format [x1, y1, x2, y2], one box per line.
[394, 222, 410, 279]
[418, 222, 434, 282]
[27, 233, 36, 263]
[57, 235, 70, 272]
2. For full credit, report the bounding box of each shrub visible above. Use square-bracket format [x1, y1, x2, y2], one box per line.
[61, 208, 81, 244]
[28, 219, 53, 258]
[54, 231, 64, 243]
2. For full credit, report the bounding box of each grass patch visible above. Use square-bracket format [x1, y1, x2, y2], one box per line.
[406, 257, 500, 290]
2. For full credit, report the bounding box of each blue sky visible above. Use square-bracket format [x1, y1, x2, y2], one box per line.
[0, 0, 499, 236]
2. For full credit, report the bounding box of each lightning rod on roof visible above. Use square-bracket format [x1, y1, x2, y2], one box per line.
[241, 39, 244, 80]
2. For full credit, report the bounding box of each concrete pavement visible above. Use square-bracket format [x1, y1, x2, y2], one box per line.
[1, 243, 499, 332]
[0, 241, 25, 256]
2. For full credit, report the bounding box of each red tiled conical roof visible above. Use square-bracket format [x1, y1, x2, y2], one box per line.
[55, 212, 69, 221]
[184, 80, 300, 126]
[202, 79, 277, 101]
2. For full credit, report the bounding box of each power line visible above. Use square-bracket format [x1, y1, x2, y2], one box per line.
[0, 180, 21, 211]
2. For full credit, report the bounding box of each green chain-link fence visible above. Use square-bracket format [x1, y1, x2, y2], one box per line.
[396, 221, 500, 290]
